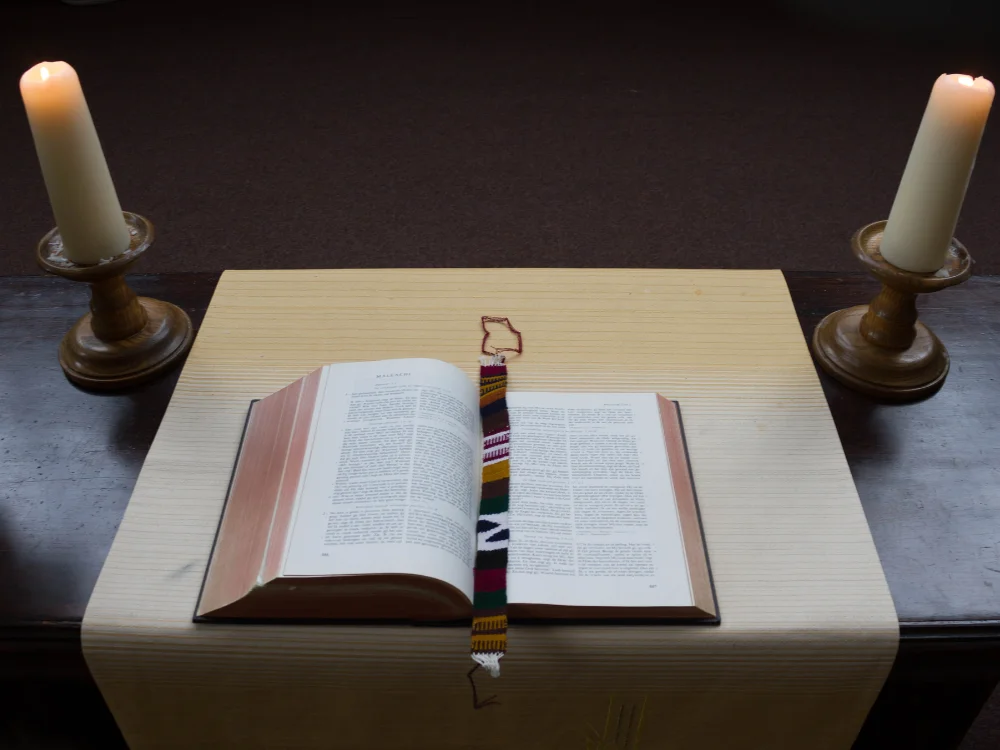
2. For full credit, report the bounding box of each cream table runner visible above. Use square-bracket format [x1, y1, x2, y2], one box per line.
[83, 269, 898, 749]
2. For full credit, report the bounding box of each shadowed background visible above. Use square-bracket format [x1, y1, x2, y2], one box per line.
[1, 0, 998, 275]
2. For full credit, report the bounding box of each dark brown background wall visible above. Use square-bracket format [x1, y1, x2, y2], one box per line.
[2, 0, 998, 275]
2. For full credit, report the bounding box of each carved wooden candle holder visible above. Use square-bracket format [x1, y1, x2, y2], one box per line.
[812, 220, 971, 402]
[36, 211, 194, 391]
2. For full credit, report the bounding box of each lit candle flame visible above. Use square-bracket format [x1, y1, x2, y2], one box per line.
[957, 75, 975, 87]
[40, 66, 50, 82]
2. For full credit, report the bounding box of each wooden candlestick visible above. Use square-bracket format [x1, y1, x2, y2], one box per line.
[36, 211, 194, 391]
[811, 220, 971, 402]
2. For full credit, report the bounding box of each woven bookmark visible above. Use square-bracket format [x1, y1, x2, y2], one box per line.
[470, 352, 510, 678]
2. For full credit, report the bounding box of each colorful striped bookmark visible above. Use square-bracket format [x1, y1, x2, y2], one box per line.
[471, 353, 510, 678]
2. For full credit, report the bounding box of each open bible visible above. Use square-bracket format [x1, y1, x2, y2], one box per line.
[196, 359, 718, 623]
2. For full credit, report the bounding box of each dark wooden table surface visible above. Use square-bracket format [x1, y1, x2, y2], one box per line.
[1, 270, 999, 749]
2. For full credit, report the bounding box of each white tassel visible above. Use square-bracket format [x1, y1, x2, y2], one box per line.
[479, 353, 506, 367]
[472, 652, 503, 678]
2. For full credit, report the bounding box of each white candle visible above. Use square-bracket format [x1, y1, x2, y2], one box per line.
[20, 61, 130, 265]
[880, 74, 994, 273]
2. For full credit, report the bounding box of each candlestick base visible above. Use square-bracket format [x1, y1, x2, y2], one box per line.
[811, 221, 971, 402]
[36, 212, 194, 391]
[813, 305, 950, 400]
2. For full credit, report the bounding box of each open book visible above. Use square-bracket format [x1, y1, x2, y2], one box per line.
[196, 359, 717, 623]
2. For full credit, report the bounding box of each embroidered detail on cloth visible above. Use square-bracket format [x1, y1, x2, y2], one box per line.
[471, 354, 510, 677]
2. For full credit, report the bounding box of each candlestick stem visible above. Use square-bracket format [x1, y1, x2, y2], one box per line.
[36, 212, 194, 391]
[859, 285, 919, 350]
[89, 274, 148, 341]
[811, 221, 971, 402]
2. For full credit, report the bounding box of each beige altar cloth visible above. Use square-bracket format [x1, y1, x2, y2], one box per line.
[83, 269, 898, 749]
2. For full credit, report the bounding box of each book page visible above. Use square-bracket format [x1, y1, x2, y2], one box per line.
[282, 359, 480, 601]
[506, 393, 693, 608]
